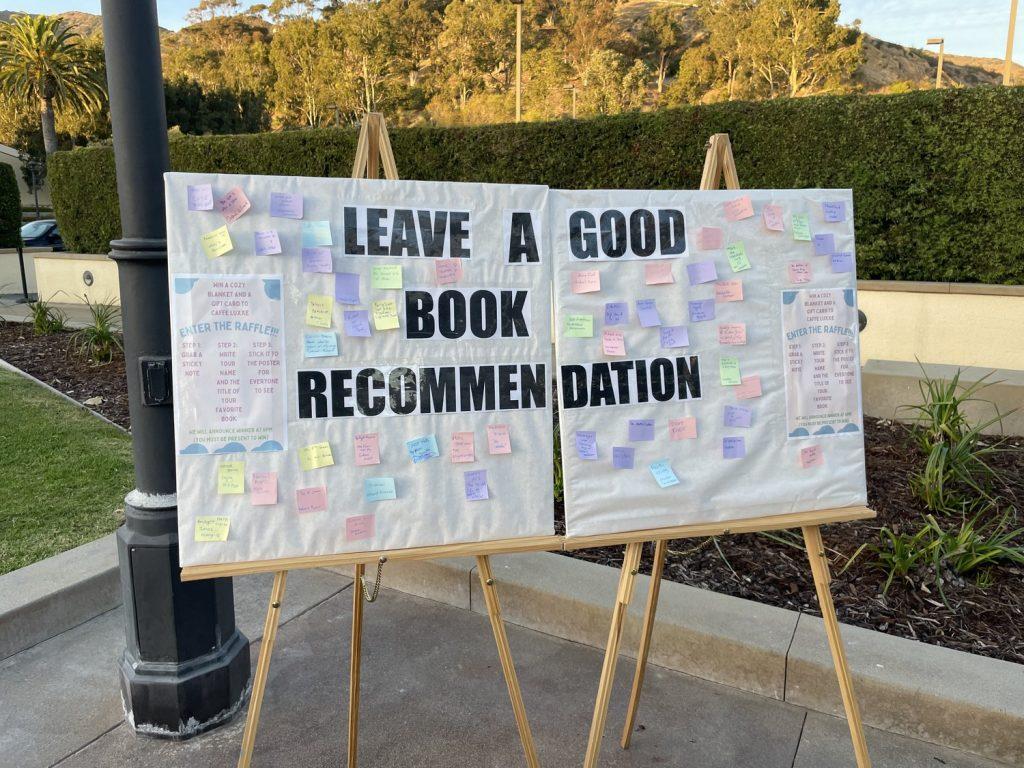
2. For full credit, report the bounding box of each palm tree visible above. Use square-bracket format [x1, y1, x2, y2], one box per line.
[0, 14, 106, 154]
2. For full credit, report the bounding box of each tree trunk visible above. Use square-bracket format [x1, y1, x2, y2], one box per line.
[40, 97, 59, 155]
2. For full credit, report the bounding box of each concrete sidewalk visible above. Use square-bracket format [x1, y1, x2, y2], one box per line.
[1, 570, 1010, 768]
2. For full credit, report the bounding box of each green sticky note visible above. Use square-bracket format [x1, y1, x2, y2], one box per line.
[565, 314, 594, 338]
[792, 214, 812, 241]
[371, 265, 403, 290]
[726, 242, 751, 273]
[720, 356, 741, 386]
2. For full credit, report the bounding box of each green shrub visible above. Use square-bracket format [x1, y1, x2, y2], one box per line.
[0, 163, 20, 249]
[28, 300, 69, 334]
[71, 298, 122, 365]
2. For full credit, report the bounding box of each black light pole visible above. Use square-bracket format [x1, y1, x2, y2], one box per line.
[100, 0, 250, 737]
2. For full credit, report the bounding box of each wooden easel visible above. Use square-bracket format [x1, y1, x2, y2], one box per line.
[577, 133, 875, 768]
[225, 112, 546, 768]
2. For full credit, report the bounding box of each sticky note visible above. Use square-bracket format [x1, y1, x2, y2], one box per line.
[649, 459, 680, 488]
[724, 405, 753, 428]
[371, 300, 399, 330]
[576, 430, 598, 460]
[720, 356, 741, 385]
[436, 260, 462, 285]
[604, 302, 628, 326]
[762, 204, 784, 231]
[299, 441, 334, 471]
[788, 261, 812, 284]
[464, 469, 489, 501]
[697, 227, 723, 250]
[253, 230, 281, 256]
[344, 310, 372, 337]
[216, 186, 250, 223]
[364, 477, 397, 502]
[335, 272, 361, 304]
[487, 424, 512, 455]
[217, 462, 245, 495]
[684, 261, 716, 286]
[688, 299, 715, 323]
[792, 214, 812, 241]
[645, 262, 674, 285]
[406, 434, 440, 463]
[371, 264, 403, 290]
[715, 280, 743, 302]
[726, 242, 751, 272]
[723, 436, 746, 459]
[187, 184, 213, 211]
[724, 196, 754, 222]
[572, 270, 601, 293]
[735, 375, 763, 400]
[451, 432, 476, 463]
[354, 433, 381, 466]
[812, 233, 835, 256]
[669, 417, 697, 440]
[628, 419, 655, 442]
[831, 252, 854, 274]
[612, 447, 635, 469]
[302, 247, 332, 273]
[201, 225, 233, 258]
[822, 201, 846, 222]
[303, 332, 338, 358]
[346, 513, 375, 541]
[603, 329, 626, 356]
[251, 471, 278, 506]
[295, 485, 328, 513]
[565, 314, 594, 338]
[718, 323, 747, 345]
[636, 299, 661, 327]
[270, 191, 303, 219]
[195, 516, 230, 542]
[659, 325, 689, 348]
[800, 445, 825, 468]
[302, 220, 333, 247]
[306, 293, 333, 328]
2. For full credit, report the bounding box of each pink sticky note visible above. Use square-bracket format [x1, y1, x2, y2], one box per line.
[486, 424, 512, 455]
[724, 196, 754, 222]
[571, 270, 601, 293]
[436, 260, 462, 285]
[216, 186, 251, 224]
[603, 329, 626, 356]
[735, 375, 763, 400]
[669, 417, 697, 440]
[697, 227, 723, 250]
[295, 485, 327, 513]
[788, 260, 812, 284]
[714, 280, 743, 302]
[763, 204, 785, 231]
[718, 323, 747, 345]
[800, 445, 825, 468]
[346, 513, 375, 541]
[451, 432, 476, 463]
[354, 433, 381, 467]
[645, 262, 674, 285]
[251, 471, 278, 506]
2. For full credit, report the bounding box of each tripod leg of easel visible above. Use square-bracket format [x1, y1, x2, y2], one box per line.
[802, 526, 872, 768]
[237, 570, 288, 768]
[583, 541, 644, 768]
[475, 555, 541, 768]
[347, 563, 365, 768]
[619, 539, 667, 748]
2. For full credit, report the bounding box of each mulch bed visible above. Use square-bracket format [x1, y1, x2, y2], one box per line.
[2, 320, 1022, 663]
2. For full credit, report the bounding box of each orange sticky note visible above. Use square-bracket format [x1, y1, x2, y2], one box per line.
[714, 280, 743, 302]
[251, 471, 278, 506]
[697, 227, 723, 250]
[354, 433, 381, 466]
[669, 417, 697, 440]
[788, 260, 812, 284]
[724, 196, 754, 222]
[435, 260, 462, 285]
[486, 424, 512, 455]
[451, 431, 476, 463]
[644, 262, 674, 285]
[718, 323, 747, 345]
[800, 445, 824, 468]
[571, 270, 601, 293]
[763, 204, 785, 231]
[735, 375, 763, 400]
[602, 329, 626, 356]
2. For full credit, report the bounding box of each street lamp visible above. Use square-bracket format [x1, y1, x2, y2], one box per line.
[927, 37, 945, 89]
[1006, 0, 1020, 85]
[510, 0, 523, 122]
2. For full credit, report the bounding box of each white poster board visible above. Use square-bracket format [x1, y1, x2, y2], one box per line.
[551, 189, 866, 539]
[167, 173, 553, 569]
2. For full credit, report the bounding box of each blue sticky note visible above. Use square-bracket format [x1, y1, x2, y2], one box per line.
[831, 252, 854, 273]
[812, 233, 835, 256]
[723, 405, 752, 428]
[302, 220, 333, 247]
[464, 469, 489, 501]
[723, 436, 746, 459]
[406, 435, 440, 463]
[659, 325, 689, 349]
[364, 477, 397, 502]
[575, 430, 598, 460]
[335, 272, 361, 304]
[636, 299, 661, 327]
[612, 447, 635, 469]
[303, 332, 338, 358]
[686, 260, 718, 285]
[628, 419, 655, 442]
[822, 201, 846, 223]
[605, 302, 628, 326]
[343, 310, 371, 337]
[302, 247, 333, 273]
[649, 459, 680, 488]
[688, 299, 715, 323]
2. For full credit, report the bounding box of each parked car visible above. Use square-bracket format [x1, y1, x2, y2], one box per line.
[20, 219, 65, 251]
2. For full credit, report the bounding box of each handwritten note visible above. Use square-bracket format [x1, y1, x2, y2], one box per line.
[812, 233, 835, 256]
[464, 470, 489, 501]
[301, 246, 332, 273]
[604, 302, 628, 325]
[354, 433, 381, 466]
[572, 270, 601, 293]
[649, 459, 680, 488]
[406, 434, 440, 463]
[253, 230, 282, 256]
[269, 191, 303, 219]
[718, 322, 747, 345]
[217, 462, 244, 495]
[612, 447, 635, 469]
[636, 299, 661, 327]
[822, 201, 846, 223]
[371, 265, 403, 290]
[602, 329, 626, 356]
[735, 375, 763, 400]
[686, 260, 718, 285]
[195, 516, 230, 542]
[645, 262, 674, 285]
[295, 485, 328, 513]
[436, 260, 462, 285]
[724, 196, 754, 222]
[305, 294, 333, 328]
[800, 444, 825, 468]
[628, 419, 655, 442]
[302, 220, 333, 247]
[565, 314, 594, 338]
[187, 184, 213, 211]
[715, 280, 743, 302]
[451, 432, 476, 463]
[575, 430, 598, 460]
[216, 186, 250, 223]
[762, 204, 784, 232]
[371, 300, 399, 330]
[364, 477, 397, 502]
[723, 436, 746, 459]
[346, 513, 375, 541]
[720, 356, 741, 385]
[335, 272, 360, 304]
[831, 252, 854, 273]
[688, 299, 715, 323]
[303, 332, 338, 358]
[344, 310, 372, 337]
[659, 325, 689, 348]
[201, 226, 233, 258]
[726, 242, 751, 272]
[251, 471, 278, 506]
[486, 424, 512, 455]
[724, 405, 753, 428]
[697, 226, 723, 250]
[299, 441, 334, 471]
[788, 260, 812, 284]
[669, 417, 697, 440]
[791, 213, 812, 241]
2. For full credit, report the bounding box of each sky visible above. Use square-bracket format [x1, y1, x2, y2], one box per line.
[14, 1, 1024, 62]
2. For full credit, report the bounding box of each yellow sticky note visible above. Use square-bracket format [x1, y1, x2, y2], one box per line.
[217, 462, 245, 495]
[564, 314, 594, 338]
[306, 293, 333, 328]
[372, 300, 400, 330]
[194, 516, 230, 542]
[201, 225, 233, 258]
[299, 441, 334, 471]
[371, 265, 403, 290]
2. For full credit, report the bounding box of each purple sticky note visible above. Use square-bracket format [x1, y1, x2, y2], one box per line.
[612, 447, 635, 469]
[822, 201, 846, 222]
[576, 431, 598, 460]
[335, 272, 360, 304]
[254, 230, 281, 256]
[724, 405, 753, 428]
[302, 247, 332, 273]
[659, 325, 689, 349]
[636, 299, 661, 327]
[270, 192, 303, 219]
[831, 252, 854, 274]
[688, 299, 715, 323]
[343, 310, 371, 337]
[464, 469, 489, 501]
[628, 419, 655, 442]
[686, 260, 718, 286]
[187, 184, 213, 211]
[605, 302, 628, 326]
[723, 436, 746, 459]
[812, 233, 835, 256]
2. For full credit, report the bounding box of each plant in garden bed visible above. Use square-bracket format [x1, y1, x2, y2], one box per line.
[28, 299, 68, 335]
[71, 298, 122, 365]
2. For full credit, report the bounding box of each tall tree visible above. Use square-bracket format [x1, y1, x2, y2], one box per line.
[636, 7, 686, 94]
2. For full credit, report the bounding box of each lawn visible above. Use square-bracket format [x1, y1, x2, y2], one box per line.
[0, 368, 133, 575]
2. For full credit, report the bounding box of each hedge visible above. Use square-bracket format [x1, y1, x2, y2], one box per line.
[49, 86, 1024, 284]
[0, 163, 20, 249]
